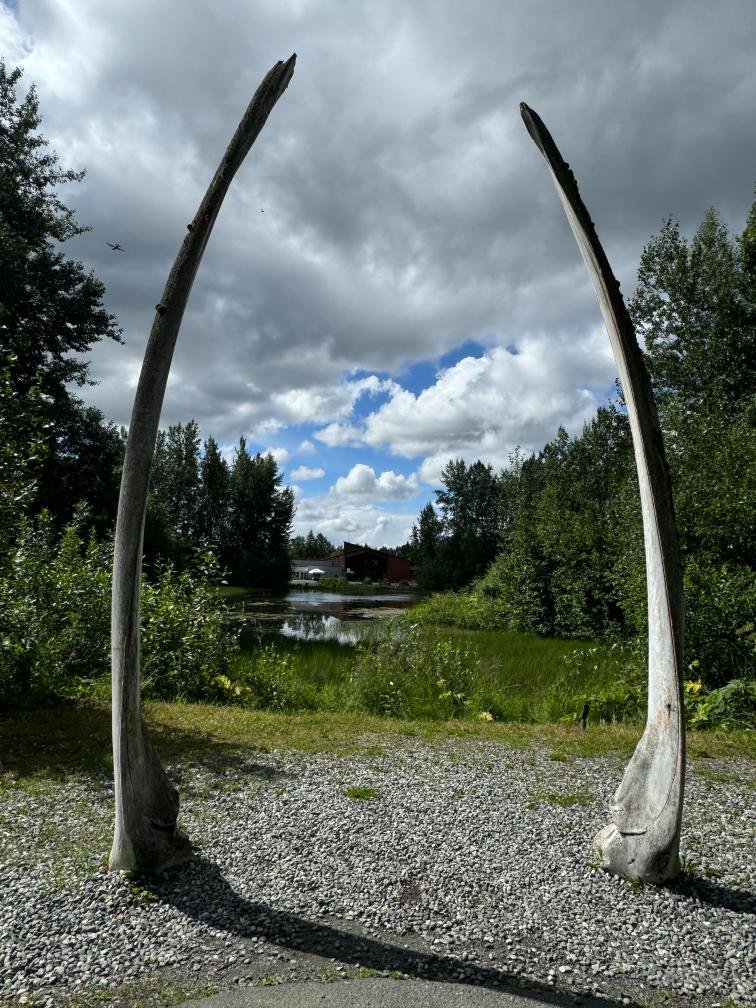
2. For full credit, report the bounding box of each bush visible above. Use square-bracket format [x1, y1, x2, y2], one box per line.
[409, 589, 508, 631]
[683, 555, 756, 687]
[0, 510, 111, 703]
[218, 642, 318, 712]
[353, 621, 479, 719]
[0, 512, 238, 707]
[684, 677, 756, 730]
[553, 642, 646, 724]
[140, 556, 239, 701]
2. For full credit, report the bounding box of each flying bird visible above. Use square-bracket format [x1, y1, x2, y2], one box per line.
[106, 242, 127, 252]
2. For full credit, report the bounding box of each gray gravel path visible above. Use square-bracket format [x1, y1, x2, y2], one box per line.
[1, 737, 754, 1006]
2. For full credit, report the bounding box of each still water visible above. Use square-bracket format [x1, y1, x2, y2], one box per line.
[229, 590, 418, 645]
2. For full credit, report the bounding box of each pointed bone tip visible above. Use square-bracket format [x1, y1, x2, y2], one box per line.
[520, 102, 542, 132]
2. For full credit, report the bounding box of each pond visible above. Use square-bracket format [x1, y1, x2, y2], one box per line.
[226, 589, 419, 645]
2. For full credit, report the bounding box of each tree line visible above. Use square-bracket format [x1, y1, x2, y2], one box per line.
[409, 199, 755, 688]
[0, 60, 294, 596]
[145, 423, 294, 590]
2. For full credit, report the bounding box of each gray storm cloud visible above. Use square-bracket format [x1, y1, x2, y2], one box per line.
[2, 0, 754, 542]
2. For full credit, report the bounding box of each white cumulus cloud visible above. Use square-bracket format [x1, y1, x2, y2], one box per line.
[331, 464, 420, 502]
[314, 422, 365, 448]
[294, 496, 416, 548]
[264, 446, 289, 465]
[291, 465, 325, 480]
[361, 328, 616, 477]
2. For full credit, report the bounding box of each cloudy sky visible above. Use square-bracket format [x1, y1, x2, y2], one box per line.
[2, 0, 754, 547]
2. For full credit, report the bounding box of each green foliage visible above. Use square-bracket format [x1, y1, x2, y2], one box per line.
[199, 435, 231, 556]
[144, 426, 295, 591]
[0, 357, 46, 552]
[683, 678, 756, 730]
[682, 554, 755, 686]
[1, 61, 123, 533]
[0, 512, 238, 707]
[408, 588, 508, 630]
[290, 529, 337, 559]
[410, 460, 501, 590]
[231, 641, 318, 712]
[406, 197, 755, 693]
[353, 622, 478, 719]
[0, 509, 111, 702]
[558, 643, 646, 724]
[140, 555, 239, 702]
[226, 438, 294, 590]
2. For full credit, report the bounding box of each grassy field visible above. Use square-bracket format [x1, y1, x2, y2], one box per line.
[229, 620, 648, 726]
[1, 700, 754, 795]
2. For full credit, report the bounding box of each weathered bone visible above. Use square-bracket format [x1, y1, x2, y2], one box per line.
[520, 103, 685, 883]
[109, 55, 296, 874]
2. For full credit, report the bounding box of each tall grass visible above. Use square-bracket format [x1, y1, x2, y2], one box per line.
[228, 620, 647, 725]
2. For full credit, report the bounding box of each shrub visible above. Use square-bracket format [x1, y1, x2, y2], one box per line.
[0, 512, 238, 706]
[353, 621, 479, 719]
[226, 641, 317, 712]
[684, 677, 756, 730]
[0, 509, 111, 703]
[683, 556, 755, 687]
[140, 556, 239, 701]
[556, 642, 646, 724]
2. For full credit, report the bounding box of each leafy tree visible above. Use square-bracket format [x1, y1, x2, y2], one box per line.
[36, 401, 124, 537]
[433, 459, 501, 588]
[629, 200, 756, 683]
[0, 356, 45, 559]
[412, 198, 755, 688]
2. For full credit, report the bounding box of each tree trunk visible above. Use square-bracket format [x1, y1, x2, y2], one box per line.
[110, 55, 296, 874]
[521, 103, 685, 883]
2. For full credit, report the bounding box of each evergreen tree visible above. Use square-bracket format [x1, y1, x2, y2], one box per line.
[290, 530, 337, 558]
[434, 458, 501, 588]
[0, 61, 123, 530]
[227, 439, 294, 590]
[144, 421, 203, 570]
[410, 502, 445, 590]
[199, 436, 230, 556]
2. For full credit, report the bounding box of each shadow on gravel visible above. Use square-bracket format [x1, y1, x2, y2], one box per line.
[665, 873, 756, 916]
[147, 857, 627, 1008]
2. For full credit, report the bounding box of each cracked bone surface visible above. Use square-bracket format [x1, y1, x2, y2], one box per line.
[109, 55, 296, 874]
[520, 103, 685, 883]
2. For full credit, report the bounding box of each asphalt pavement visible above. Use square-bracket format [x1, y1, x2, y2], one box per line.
[182, 977, 604, 1008]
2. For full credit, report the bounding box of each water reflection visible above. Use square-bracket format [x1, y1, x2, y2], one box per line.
[230, 589, 417, 644]
[280, 615, 362, 645]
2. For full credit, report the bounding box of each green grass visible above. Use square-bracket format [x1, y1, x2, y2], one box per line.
[343, 785, 383, 800]
[1, 701, 753, 792]
[0, 977, 219, 1007]
[236, 628, 356, 693]
[529, 788, 594, 808]
[227, 619, 647, 726]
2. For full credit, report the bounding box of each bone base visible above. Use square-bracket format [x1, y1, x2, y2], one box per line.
[594, 822, 681, 885]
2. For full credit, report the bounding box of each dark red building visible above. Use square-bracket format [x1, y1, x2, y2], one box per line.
[323, 541, 413, 584]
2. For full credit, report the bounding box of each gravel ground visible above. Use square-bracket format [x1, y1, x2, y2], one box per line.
[1, 737, 754, 1006]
